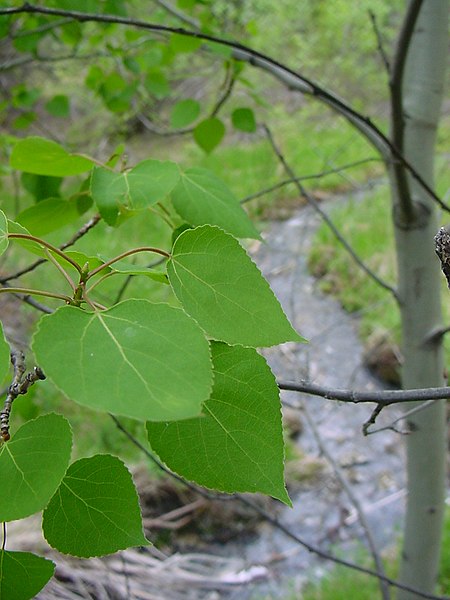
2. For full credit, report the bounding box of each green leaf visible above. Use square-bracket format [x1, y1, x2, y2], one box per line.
[10, 137, 94, 176]
[167, 226, 304, 347]
[45, 94, 70, 118]
[231, 107, 257, 133]
[172, 168, 260, 239]
[0, 209, 8, 256]
[0, 551, 55, 600]
[21, 173, 62, 201]
[170, 33, 202, 53]
[170, 99, 201, 128]
[90, 160, 180, 226]
[0, 321, 10, 384]
[145, 71, 170, 99]
[193, 117, 225, 153]
[16, 198, 81, 236]
[0, 414, 72, 522]
[148, 343, 291, 503]
[42, 454, 148, 557]
[32, 299, 213, 422]
[107, 260, 168, 284]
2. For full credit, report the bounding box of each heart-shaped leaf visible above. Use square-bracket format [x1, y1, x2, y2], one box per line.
[147, 342, 291, 504]
[0, 413, 72, 522]
[32, 299, 212, 422]
[193, 117, 225, 153]
[43, 454, 148, 557]
[167, 225, 304, 347]
[0, 551, 55, 600]
[90, 159, 180, 225]
[171, 168, 260, 239]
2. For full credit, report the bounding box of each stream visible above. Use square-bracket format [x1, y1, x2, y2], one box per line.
[216, 200, 406, 599]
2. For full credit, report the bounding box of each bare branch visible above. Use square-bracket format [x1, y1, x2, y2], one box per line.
[366, 399, 438, 436]
[368, 10, 391, 74]
[240, 158, 382, 204]
[278, 379, 450, 406]
[263, 124, 399, 300]
[0, 3, 446, 212]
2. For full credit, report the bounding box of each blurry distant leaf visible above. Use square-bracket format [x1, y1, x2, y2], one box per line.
[0, 551, 55, 600]
[16, 198, 81, 236]
[85, 65, 103, 91]
[12, 112, 36, 130]
[205, 40, 232, 58]
[0, 210, 9, 256]
[45, 95, 70, 118]
[11, 137, 94, 176]
[145, 71, 170, 98]
[170, 99, 201, 128]
[231, 107, 257, 133]
[172, 168, 260, 238]
[90, 160, 180, 226]
[21, 173, 62, 201]
[104, 0, 128, 15]
[170, 33, 202, 53]
[138, 46, 163, 69]
[43, 454, 148, 557]
[193, 118, 225, 153]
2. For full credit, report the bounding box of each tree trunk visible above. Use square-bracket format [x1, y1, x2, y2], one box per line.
[391, 1, 448, 597]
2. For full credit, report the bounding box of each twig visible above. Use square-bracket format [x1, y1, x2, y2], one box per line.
[263, 124, 399, 300]
[0, 214, 101, 285]
[240, 158, 382, 204]
[368, 10, 391, 74]
[300, 400, 390, 600]
[366, 399, 438, 436]
[0, 350, 45, 441]
[362, 404, 385, 436]
[278, 379, 450, 405]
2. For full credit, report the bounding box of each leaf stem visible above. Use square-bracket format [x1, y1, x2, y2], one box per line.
[0, 286, 72, 303]
[87, 247, 170, 279]
[8, 233, 83, 274]
[44, 248, 77, 292]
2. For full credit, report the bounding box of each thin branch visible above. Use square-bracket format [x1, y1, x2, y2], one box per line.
[362, 404, 385, 436]
[389, 0, 423, 223]
[300, 401, 390, 600]
[366, 399, 437, 435]
[8, 233, 83, 274]
[0, 214, 101, 285]
[240, 158, 382, 204]
[152, 0, 199, 29]
[44, 248, 77, 292]
[0, 3, 447, 212]
[0, 286, 72, 303]
[368, 10, 391, 74]
[278, 379, 450, 406]
[263, 124, 399, 300]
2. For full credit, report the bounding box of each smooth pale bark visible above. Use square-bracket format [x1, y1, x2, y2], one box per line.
[392, 2, 449, 598]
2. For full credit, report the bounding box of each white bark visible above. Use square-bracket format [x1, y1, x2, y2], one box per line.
[392, 2, 449, 597]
